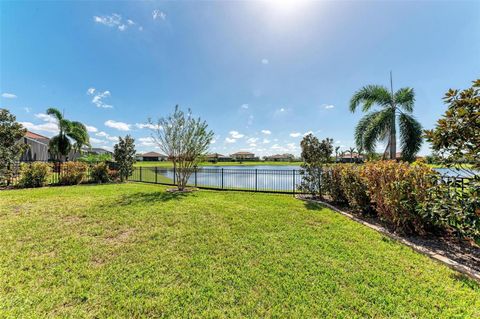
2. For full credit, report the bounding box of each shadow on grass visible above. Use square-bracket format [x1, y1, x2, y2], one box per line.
[304, 201, 326, 211]
[451, 273, 480, 290]
[117, 191, 192, 206]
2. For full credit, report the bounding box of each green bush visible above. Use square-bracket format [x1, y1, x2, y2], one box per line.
[59, 162, 87, 185]
[421, 177, 480, 241]
[339, 165, 371, 214]
[91, 162, 111, 183]
[322, 165, 346, 203]
[361, 161, 435, 234]
[18, 162, 51, 188]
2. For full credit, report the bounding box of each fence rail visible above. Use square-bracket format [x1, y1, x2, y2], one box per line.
[128, 166, 304, 194]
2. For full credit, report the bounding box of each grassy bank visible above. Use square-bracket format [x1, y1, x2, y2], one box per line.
[0, 184, 478, 317]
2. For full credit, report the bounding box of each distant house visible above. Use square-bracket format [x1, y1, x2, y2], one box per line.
[205, 153, 232, 162]
[136, 151, 167, 162]
[88, 148, 113, 156]
[264, 153, 295, 162]
[19, 131, 50, 162]
[338, 153, 364, 163]
[230, 151, 258, 161]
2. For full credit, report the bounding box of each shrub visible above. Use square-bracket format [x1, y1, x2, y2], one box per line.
[360, 161, 435, 234]
[108, 169, 120, 182]
[18, 162, 51, 188]
[91, 162, 111, 183]
[59, 162, 87, 185]
[322, 165, 346, 203]
[340, 165, 371, 214]
[421, 176, 480, 241]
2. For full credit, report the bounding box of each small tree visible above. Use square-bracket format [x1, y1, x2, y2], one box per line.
[0, 109, 27, 185]
[425, 79, 480, 170]
[298, 134, 333, 197]
[150, 105, 214, 191]
[114, 135, 136, 182]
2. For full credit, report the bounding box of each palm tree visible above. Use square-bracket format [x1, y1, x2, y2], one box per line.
[334, 146, 340, 162]
[350, 73, 422, 161]
[348, 147, 356, 162]
[46, 108, 90, 161]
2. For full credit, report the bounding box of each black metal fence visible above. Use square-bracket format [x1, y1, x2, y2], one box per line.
[129, 167, 304, 194]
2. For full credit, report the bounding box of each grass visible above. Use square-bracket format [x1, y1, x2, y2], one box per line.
[0, 184, 479, 318]
[134, 161, 302, 167]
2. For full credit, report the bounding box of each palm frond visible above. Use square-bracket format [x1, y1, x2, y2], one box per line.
[399, 113, 423, 162]
[46, 108, 63, 121]
[350, 85, 392, 113]
[354, 111, 381, 151]
[395, 87, 415, 113]
[362, 108, 395, 153]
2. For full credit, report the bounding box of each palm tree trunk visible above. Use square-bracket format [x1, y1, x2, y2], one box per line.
[389, 111, 396, 160]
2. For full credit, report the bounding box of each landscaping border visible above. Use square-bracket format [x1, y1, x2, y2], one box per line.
[296, 195, 480, 282]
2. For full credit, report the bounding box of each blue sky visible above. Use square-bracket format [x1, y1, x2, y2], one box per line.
[1, 0, 479, 156]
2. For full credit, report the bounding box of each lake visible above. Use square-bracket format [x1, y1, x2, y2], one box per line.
[133, 165, 477, 193]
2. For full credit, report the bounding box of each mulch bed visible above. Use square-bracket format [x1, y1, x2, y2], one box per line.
[297, 194, 480, 279]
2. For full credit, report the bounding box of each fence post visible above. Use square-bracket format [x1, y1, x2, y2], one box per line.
[195, 167, 198, 187]
[155, 167, 158, 183]
[255, 169, 258, 192]
[292, 169, 296, 195]
[221, 168, 224, 189]
[140, 166, 142, 182]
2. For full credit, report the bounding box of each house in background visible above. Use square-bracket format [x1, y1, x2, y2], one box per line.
[205, 153, 232, 162]
[19, 131, 50, 161]
[230, 151, 258, 161]
[264, 154, 295, 162]
[88, 148, 113, 156]
[338, 152, 364, 163]
[136, 151, 167, 162]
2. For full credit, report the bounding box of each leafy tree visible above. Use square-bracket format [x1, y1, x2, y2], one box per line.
[46, 108, 90, 161]
[113, 135, 136, 182]
[350, 74, 423, 161]
[150, 105, 214, 191]
[425, 79, 480, 170]
[78, 153, 113, 164]
[299, 134, 333, 197]
[0, 109, 28, 185]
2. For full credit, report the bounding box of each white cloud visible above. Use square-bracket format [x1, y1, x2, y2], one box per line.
[24, 107, 31, 113]
[93, 13, 140, 31]
[247, 137, 259, 144]
[225, 137, 236, 144]
[262, 138, 270, 144]
[96, 131, 119, 142]
[261, 58, 269, 65]
[20, 121, 58, 134]
[229, 131, 244, 139]
[324, 104, 335, 109]
[87, 87, 113, 108]
[303, 130, 313, 136]
[86, 125, 98, 133]
[1, 92, 17, 99]
[261, 129, 271, 135]
[139, 137, 156, 147]
[35, 113, 57, 123]
[240, 104, 249, 109]
[136, 123, 161, 130]
[289, 132, 301, 138]
[152, 9, 166, 20]
[104, 120, 130, 131]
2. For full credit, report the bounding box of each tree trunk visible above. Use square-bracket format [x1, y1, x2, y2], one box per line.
[389, 110, 397, 160]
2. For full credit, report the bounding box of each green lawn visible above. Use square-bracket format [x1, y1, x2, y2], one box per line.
[134, 161, 302, 167]
[0, 184, 478, 318]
